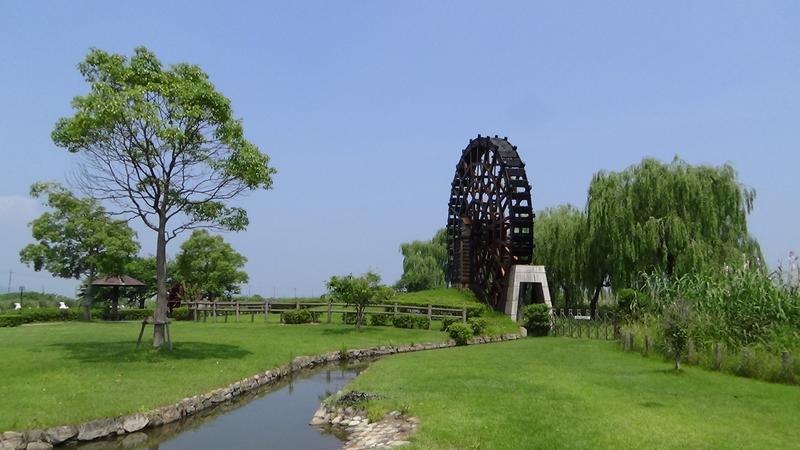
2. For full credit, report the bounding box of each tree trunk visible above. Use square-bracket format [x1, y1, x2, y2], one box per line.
[675, 355, 682, 371]
[153, 223, 168, 348]
[84, 269, 96, 321]
[355, 306, 364, 329]
[589, 283, 602, 318]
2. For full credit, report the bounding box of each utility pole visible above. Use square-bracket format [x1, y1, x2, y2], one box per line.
[273, 286, 276, 300]
[7, 269, 13, 293]
[293, 287, 297, 298]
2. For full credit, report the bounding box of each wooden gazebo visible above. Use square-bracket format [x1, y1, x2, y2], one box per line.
[91, 275, 146, 318]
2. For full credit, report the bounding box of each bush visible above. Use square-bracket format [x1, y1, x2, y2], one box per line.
[440, 316, 458, 331]
[447, 322, 473, 345]
[283, 309, 313, 324]
[101, 308, 153, 321]
[392, 314, 416, 329]
[468, 317, 488, 336]
[369, 313, 391, 326]
[465, 304, 488, 318]
[414, 315, 430, 329]
[170, 307, 191, 321]
[523, 304, 551, 336]
[0, 308, 81, 327]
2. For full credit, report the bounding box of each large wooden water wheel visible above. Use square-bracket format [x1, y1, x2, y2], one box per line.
[446, 136, 534, 311]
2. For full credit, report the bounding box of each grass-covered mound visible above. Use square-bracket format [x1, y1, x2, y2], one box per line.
[0, 321, 447, 430]
[347, 338, 800, 449]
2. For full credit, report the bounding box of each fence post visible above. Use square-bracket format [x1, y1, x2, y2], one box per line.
[236, 303, 240, 322]
[192, 303, 197, 321]
[394, 303, 398, 318]
[327, 301, 333, 324]
[427, 304, 432, 330]
[644, 335, 651, 356]
[295, 300, 300, 310]
[461, 308, 467, 323]
[212, 302, 217, 323]
[714, 342, 722, 370]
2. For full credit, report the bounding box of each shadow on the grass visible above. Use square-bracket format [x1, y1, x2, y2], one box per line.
[51, 340, 252, 363]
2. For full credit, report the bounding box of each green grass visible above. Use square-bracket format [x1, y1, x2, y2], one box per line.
[0, 292, 76, 311]
[394, 288, 480, 308]
[0, 320, 447, 430]
[347, 338, 800, 449]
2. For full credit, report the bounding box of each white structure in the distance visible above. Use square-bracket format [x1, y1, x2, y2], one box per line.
[58, 302, 70, 310]
[504, 265, 552, 322]
[13, 302, 22, 310]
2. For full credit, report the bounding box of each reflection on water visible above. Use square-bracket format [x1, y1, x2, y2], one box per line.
[77, 363, 366, 450]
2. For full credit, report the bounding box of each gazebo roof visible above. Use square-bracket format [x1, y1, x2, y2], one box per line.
[91, 275, 146, 287]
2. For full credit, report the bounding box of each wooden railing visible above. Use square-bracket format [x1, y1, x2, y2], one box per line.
[183, 301, 468, 330]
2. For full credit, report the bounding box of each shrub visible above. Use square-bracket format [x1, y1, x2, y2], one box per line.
[465, 304, 488, 318]
[392, 314, 416, 329]
[447, 322, 473, 345]
[0, 308, 81, 327]
[414, 316, 431, 329]
[440, 316, 458, 331]
[170, 307, 191, 321]
[369, 313, 391, 326]
[523, 304, 551, 336]
[468, 317, 488, 336]
[662, 298, 694, 370]
[283, 309, 313, 324]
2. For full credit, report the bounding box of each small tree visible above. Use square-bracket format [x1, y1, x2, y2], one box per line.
[174, 230, 248, 300]
[327, 271, 393, 329]
[396, 229, 448, 292]
[19, 182, 139, 319]
[662, 298, 694, 370]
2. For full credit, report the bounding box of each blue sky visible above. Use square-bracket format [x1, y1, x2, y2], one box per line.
[1, 1, 798, 297]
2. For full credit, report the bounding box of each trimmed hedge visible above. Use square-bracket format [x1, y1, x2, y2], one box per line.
[170, 307, 191, 321]
[392, 314, 416, 329]
[283, 309, 313, 324]
[440, 316, 459, 331]
[0, 308, 81, 327]
[468, 317, 488, 336]
[369, 313, 391, 326]
[447, 322, 473, 345]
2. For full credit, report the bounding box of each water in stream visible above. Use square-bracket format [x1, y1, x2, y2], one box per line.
[77, 363, 366, 450]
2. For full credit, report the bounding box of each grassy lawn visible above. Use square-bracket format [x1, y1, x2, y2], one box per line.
[347, 338, 800, 449]
[394, 288, 479, 308]
[0, 321, 447, 431]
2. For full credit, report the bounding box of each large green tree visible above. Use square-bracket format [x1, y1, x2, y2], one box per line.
[533, 205, 589, 309]
[52, 47, 275, 346]
[397, 229, 448, 292]
[585, 157, 762, 313]
[174, 230, 248, 301]
[19, 182, 139, 319]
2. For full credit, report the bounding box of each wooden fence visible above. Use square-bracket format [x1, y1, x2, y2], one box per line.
[183, 301, 467, 330]
[551, 308, 618, 340]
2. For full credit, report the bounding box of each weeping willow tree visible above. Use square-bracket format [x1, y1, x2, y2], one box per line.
[396, 229, 448, 292]
[587, 157, 763, 299]
[533, 205, 590, 309]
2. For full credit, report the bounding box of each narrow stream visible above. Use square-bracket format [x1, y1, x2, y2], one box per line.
[78, 362, 366, 450]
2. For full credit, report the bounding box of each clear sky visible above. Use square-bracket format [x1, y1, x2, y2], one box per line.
[1, 1, 798, 297]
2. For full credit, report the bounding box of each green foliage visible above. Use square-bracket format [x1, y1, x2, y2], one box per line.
[327, 271, 393, 328]
[522, 304, 551, 336]
[414, 316, 431, 329]
[440, 316, 458, 331]
[170, 307, 191, 321]
[392, 314, 417, 329]
[396, 229, 448, 292]
[369, 313, 391, 327]
[19, 183, 140, 320]
[0, 308, 81, 327]
[447, 322, 473, 345]
[100, 308, 152, 321]
[342, 312, 358, 325]
[534, 205, 591, 308]
[282, 309, 313, 324]
[465, 304, 488, 318]
[394, 288, 480, 308]
[588, 157, 762, 289]
[52, 47, 275, 345]
[468, 317, 488, 336]
[0, 292, 76, 311]
[174, 230, 248, 300]
[661, 298, 694, 370]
